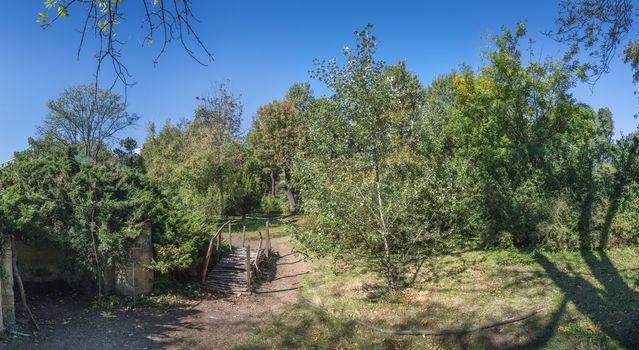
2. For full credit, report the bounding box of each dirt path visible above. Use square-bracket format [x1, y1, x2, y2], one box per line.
[4, 236, 309, 350]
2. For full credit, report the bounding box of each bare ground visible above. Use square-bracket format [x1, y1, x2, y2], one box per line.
[3, 236, 309, 350]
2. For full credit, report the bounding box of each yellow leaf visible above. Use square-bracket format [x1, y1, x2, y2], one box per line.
[37, 11, 49, 23]
[57, 6, 68, 17]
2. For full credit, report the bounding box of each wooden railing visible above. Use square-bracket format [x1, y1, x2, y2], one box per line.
[201, 220, 233, 284]
[201, 219, 273, 291]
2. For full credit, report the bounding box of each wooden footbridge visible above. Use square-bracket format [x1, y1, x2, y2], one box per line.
[201, 220, 272, 294]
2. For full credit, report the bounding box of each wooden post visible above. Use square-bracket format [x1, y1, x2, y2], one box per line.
[213, 233, 220, 266]
[242, 225, 246, 247]
[245, 244, 251, 293]
[255, 232, 263, 272]
[265, 220, 271, 258]
[228, 223, 232, 250]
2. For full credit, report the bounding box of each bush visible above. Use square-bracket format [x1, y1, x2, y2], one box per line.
[260, 195, 288, 215]
[537, 193, 580, 251]
[610, 182, 639, 246]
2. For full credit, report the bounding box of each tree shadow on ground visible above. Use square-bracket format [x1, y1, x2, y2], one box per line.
[514, 134, 639, 348]
[4, 282, 205, 350]
[521, 250, 639, 349]
[232, 300, 413, 350]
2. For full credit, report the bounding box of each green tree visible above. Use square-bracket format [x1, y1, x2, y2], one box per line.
[298, 25, 453, 290]
[144, 83, 243, 221]
[448, 24, 622, 249]
[226, 155, 263, 219]
[0, 139, 176, 292]
[189, 84, 243, 217]
[40, 84, 138, 159]
[248, 83, 312, 214]
[114, 137, 143, 168]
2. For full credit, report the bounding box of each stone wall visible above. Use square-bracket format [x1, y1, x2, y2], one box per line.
[115, 224, 154, 296]
[15, 240, 65, 283]
[4, 226, 154, 302]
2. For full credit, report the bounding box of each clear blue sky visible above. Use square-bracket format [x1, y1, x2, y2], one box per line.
[1, 0, 638, 161]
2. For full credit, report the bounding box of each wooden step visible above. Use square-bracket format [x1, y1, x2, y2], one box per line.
[204, 245, 269, 292]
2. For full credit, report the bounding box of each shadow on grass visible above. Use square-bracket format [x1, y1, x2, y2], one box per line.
[233, 301, 408, 350]
[234, 295, 568, 350]
[524, 251, 639, 348]
[518, 135, 639, 348]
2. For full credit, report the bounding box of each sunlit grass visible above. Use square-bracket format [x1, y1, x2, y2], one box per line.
[214, 215, 306, 242]
[239, 246, 639, 349]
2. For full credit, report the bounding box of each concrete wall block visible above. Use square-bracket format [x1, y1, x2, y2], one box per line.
[1, 239, 15, 326]
[15, 241, 65, 283]
[115, 224, 154, 296]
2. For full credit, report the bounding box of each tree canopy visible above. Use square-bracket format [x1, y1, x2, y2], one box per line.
[247, 83, 312, 214]
[39, 84, 138, 159]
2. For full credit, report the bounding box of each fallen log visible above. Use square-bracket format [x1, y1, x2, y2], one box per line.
[7, 329, 31, 337]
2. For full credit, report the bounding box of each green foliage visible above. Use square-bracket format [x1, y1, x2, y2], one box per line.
[0, 140, 175, 285]
[293, 24, 639, 295]
[298, 25, 471, 289]
[225, 157, 263, 217]
[259, 195, 289, 215]
[140, 83, 271, 275]
[144, 83, 244, 220]
[247, 82, 312, 214]
[39, 84, 138, 159]
[444, 25, 630, 250]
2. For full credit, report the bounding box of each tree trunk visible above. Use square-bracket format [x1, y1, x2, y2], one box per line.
[284, 168, 297, 215]
[90, 208, 102, 296]
[219, 170, 225, 217]
[374, 162, 395, 291]
[270, 170, 277, 196]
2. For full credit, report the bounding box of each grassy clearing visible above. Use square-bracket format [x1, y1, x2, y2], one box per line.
[238, 246, 639, 349]
[216, 215, 305, 241]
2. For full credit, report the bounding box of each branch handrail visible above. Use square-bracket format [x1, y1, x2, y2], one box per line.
[201, 220, 234, 284]
[254, 231, 264, 270]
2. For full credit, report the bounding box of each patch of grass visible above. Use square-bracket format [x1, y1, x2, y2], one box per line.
[100, 310, 116, 318]
[218, 215, 304, 241]
[240, 246, 639, 349]
[91, 295, 122, 309]
[491, 248, 537, 266]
